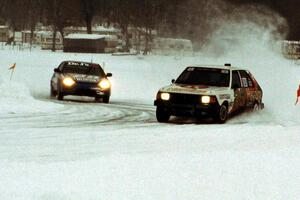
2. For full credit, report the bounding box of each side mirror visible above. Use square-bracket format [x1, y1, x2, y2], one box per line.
[54, 68, 60, 73]
[171, 79, 175, 83]
[106, 73, 112, 77]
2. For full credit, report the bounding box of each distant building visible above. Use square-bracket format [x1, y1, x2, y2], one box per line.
[64, 26, 120, 36]
[5, 25, 124, 51]
[0, 26, 9, 42]
[37, 31, 63, 50]
[20, 30, 63, 50]
[21, 31, 38, 44]
[64, 33, 118, 53]
[64, 26, 121, 51]
[282, 40, 300, 59]
[13, 32, 22, 44]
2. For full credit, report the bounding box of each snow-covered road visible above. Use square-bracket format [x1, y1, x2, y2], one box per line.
[1, 44, 300, 200]
[0, 99, 156, 130]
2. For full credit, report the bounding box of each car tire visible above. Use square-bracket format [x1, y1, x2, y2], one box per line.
[214, 104, 228, 124]
[56, 90, 64, 101]
[103, 96, 110, 104]
[95, 96, 102, 102]
[156, 106, 170, 123]
[252, 102, 261, 112]
[50, 84, 56, 97]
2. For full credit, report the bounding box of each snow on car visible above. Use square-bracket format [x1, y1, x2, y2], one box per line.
[154, 64, 264, 123]
[50, 61, 112, 103]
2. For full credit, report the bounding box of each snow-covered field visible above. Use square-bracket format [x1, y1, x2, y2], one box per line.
[1, 27, 300, 199]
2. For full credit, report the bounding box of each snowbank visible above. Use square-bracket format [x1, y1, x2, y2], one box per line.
[0, 79, 62, 114]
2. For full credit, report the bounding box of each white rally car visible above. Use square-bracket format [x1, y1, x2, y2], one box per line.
[154, 64, 264, 123]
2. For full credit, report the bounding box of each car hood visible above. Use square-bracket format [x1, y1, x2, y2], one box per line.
[159, 84, 228, 95]
[63, 73, 101, 83]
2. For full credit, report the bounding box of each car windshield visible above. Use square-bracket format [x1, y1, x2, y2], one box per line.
[175, 67, 230, 87]
[62, 62, 105, 76]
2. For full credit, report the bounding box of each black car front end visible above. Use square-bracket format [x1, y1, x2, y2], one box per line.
[154, 92, 220, 117]
[51, 61, 113, 102]
[59, 77, 111, 98]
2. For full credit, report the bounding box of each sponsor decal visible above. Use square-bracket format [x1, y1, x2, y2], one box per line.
[184, 85, 208, 90]
[68, 62, 90, 67]
[163, 84, 230, 96]
[228, 102, 234, 113]
[167, 87, 208, 94]
[73, 75, 99, 83]
[248, 79, 253, 87]
[242, 77, 248, 87]
[219, 94, 230, 100]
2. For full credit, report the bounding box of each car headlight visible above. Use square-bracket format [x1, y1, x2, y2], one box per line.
[201, 96, 211, 104]
[62, 77, 75, 87]
[98, 79, 111, 89]
[161, 93, 170, 101]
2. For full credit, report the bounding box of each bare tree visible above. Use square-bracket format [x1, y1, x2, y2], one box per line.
[1, 0, 29, 43]
[28, 0, 42, 49]
[80, 0, 97, 34]
[44, 0, 81, 51]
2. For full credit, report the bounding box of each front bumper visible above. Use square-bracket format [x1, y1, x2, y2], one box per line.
[61, 82, 110, 97]
[154, 100, 220, 117]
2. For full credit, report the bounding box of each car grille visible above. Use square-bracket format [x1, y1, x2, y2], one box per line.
[169, 93, 200, 105]
[76, 81, 98, 89]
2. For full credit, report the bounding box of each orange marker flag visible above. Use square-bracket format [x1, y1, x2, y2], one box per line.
[8, 63, 16, 80]
[295, 85, 300, 105]
[9, 63, 16, 70]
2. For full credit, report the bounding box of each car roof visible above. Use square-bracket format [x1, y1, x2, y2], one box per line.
[186, 64, 246, 71]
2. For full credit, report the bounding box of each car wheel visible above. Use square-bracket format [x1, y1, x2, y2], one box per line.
[103, 96, 110, 104]
[156, 106, 170, 123]
[95, 96, 102, 103]
[50, 84, 56, 97]
[252, 102, 261, 112]
[56, 90, 64, 101]
[214, 104, 228, 124]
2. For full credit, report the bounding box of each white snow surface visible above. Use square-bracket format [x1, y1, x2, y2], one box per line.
[1, 25, 300, 200]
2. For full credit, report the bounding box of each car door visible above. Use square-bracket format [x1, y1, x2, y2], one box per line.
[239, 70, 255, 107]
[231, 70, 245, 112]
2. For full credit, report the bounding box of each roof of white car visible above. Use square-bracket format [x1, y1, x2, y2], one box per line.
[188, 64, 246, 71]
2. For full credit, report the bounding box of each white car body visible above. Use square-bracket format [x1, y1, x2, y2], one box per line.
[154, 64, 263, 123]
[159, 83, 235, 113]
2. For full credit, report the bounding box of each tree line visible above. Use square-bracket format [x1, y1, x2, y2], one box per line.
[0, 0, 299, 52]
[0, 0, 231, 52]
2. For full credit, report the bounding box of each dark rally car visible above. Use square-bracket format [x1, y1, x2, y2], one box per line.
[50, 61, 112, 103]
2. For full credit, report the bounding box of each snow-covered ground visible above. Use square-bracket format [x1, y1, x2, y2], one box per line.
[1, 25, 300, 199]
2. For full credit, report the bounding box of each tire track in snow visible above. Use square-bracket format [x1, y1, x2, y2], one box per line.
[0, 97, 157, 130]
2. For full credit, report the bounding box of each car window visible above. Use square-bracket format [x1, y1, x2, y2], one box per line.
[58, 62, 65, 71]
[175, 67, 230, 87]
[239, 70, 254, 88]
[231, 71, 241, 88]
[62, 62, 105, 76]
